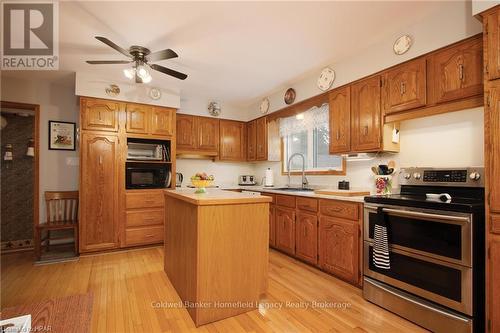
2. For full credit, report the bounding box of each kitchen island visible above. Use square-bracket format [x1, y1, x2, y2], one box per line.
[163, 189, 272, 326]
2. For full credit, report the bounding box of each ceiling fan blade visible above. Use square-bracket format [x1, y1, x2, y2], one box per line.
[95, 36, 131, 58]
[86, 60, 132, 64]
[147, 49, 178, 62]
[150, 64, 187, 80]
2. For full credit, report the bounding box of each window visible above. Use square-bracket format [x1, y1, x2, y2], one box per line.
[280, 104, 344, 174]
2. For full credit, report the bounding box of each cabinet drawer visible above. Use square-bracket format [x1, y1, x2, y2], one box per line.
[125, 226, 163, 246]
[491, 214, 500, 234]
[297, 197, 318, 213]
[276, 194, 296, 208]
[319, 200, 359, 220]
[126, 209, 164, 227]
[261, 192, 276, 204]
[126, 192, 164, 209]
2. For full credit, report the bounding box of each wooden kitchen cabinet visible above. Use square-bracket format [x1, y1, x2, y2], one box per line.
[329, 86, 351, 154]
[351, 76, 382, 152]
[80, 97, 120, 132]
[247, 120, 256, 161]
[176, 114, 198, 151]
[269, 205, 276, 247]
[486, 9, 500, 81]
[219, 120, 246, 161]
[488, 80, 500, 212]
[275, 207, 296, 255]
[197, 117, 219, 152]
[79, 133, 119, 252]
[151, 107, 175, 136]
[430, 35, 483, 104]
[319, 216, 359, 284]
[489, 236, 500, 333]
[382, 58, 427, 114]
[126, 103, 150, 134]
[295, 212, 318, 265]
[255, 117, 268, 160]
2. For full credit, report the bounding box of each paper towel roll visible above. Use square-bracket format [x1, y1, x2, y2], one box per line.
[264, 168, 274, 187]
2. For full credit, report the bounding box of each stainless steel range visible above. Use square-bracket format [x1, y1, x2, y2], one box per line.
[363, 167, 485, 333]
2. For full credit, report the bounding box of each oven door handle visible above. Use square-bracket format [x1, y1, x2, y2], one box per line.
[381, 208, 470, 224]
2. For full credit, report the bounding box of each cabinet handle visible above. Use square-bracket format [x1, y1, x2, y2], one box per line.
[328, 207, 342, 212]
[402, 82, 406, 94]
[336, 130, 340, 141]
[400, 82, 404, 95]
[459, 64, 464, 81]
[363, 126, 368, 136]
[99, 156, 103, 165]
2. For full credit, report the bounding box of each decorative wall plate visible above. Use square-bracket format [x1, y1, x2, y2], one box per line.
[317, 67, 335, 91]
[149, 87, 162, 100]
[260, 98, 270, 114]
[208, 101, 221, 117]
[105, 84, 120, 97]
[393, 35, 413, 55]
[284, 88, 296, 105]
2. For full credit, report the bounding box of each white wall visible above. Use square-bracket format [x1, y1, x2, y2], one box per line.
[176, 158, 254, 187]
[1, 74, 80, 224]
[178, 96, 247, 121]
[472, 0, 499, 15]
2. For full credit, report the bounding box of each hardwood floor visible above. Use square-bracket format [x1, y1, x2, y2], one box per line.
[1, 247, 428, 332]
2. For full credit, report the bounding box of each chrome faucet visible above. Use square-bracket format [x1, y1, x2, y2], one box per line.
[287, 153, 309, 189]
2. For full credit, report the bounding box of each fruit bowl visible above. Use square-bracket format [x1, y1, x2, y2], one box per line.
[191, 179, 213, 193]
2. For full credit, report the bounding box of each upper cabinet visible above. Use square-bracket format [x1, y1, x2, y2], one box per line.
[81, 97, 120, 132]
[255, 117, 268, 160]
[126, 104, 150, 134]
[219, 120, 246, 161]
[382, 58, 427, 114]
[430, 35, 483, 104]
[247, 120, 256, 161]
[176, 114, 199, 152]
[488, 80, 500, 213]
[176, 114, 219, 155]
[486, 9, 500, 81]
[245, 117, 280, 162]
[329, 86, 351, 154]
[151, 107, 175, 136]
[351, 76, 382, 152]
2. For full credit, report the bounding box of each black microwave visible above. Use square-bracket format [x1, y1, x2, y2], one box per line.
[126, 162, 170, 189]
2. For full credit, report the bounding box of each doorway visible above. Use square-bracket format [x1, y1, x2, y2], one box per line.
[1, 101, 39, 253]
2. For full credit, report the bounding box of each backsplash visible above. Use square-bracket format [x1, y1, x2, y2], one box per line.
[176, 159, 255, 187]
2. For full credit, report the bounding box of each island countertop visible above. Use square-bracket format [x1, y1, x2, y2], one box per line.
[164, 188, 272, 206]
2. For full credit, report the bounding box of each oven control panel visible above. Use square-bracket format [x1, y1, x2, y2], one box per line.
[400, 167, 484, 187]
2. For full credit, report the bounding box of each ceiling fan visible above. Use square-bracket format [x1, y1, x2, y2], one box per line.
[86, 36, 187, 83]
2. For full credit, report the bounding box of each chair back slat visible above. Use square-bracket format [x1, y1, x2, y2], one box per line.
[44, 191, 79, 224]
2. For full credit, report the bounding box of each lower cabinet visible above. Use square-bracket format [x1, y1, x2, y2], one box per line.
[269, 205, 276, 247]
[319, 216, 359, 285]
[489, 234, 500, 333]
[275, 207, 296, 255]
[295, 212, 318, 265]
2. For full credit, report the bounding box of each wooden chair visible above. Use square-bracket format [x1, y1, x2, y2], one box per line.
[35, 191, 79, 261]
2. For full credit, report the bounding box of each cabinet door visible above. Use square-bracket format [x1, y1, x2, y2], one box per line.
[486, 9, 500, 81]
[219, 120, 246, 161]
[489, 236, 500, 333]
[81, 98, 119, 132]
[329, 86, 351, 154]
[126, 104, 150, 134]
[275, 207, 295, 255]
[151, 107, 175, 136]
[256, 117, 268, 160]
[269, 205, 276, 247]
[247, 120, 256, 161]
[319, 216, 359, 284]
[295, 212, 318, 265]
[80, 133, 119, 252]
[197, 117, 219, 152]
[489, 81, 500, 212]
[176, 114, 197, 151]
[432, 36, 483, 104]
[382, 58, 426, 114]
[351, 76, 382, 152]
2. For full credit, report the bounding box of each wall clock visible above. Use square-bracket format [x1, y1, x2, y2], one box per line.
[317, 67, 336, 91]
[284, 88, 296, 105]
[260, 98, 270, 114]
[393, 35, 413, 55]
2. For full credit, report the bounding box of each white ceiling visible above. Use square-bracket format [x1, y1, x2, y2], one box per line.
[3, 1, 454, 106]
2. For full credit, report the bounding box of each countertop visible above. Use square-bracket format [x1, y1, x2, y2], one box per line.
[164, 188, 273, 206]
[220, 185, 368, 203]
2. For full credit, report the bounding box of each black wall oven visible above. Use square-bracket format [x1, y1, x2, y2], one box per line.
[126, 162, 170, 189]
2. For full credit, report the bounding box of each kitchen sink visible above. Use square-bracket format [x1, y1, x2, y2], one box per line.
[274, 187, 315, 192]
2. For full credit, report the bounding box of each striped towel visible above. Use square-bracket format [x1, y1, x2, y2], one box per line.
[373, 207, 390, 270]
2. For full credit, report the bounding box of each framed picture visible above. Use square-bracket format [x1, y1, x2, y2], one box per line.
[48, 121, 76, 151]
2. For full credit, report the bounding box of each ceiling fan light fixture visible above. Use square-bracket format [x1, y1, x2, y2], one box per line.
[123, 67, 135, 79]
[136, 64, 150, 80]
[141, 73, 152, 83]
